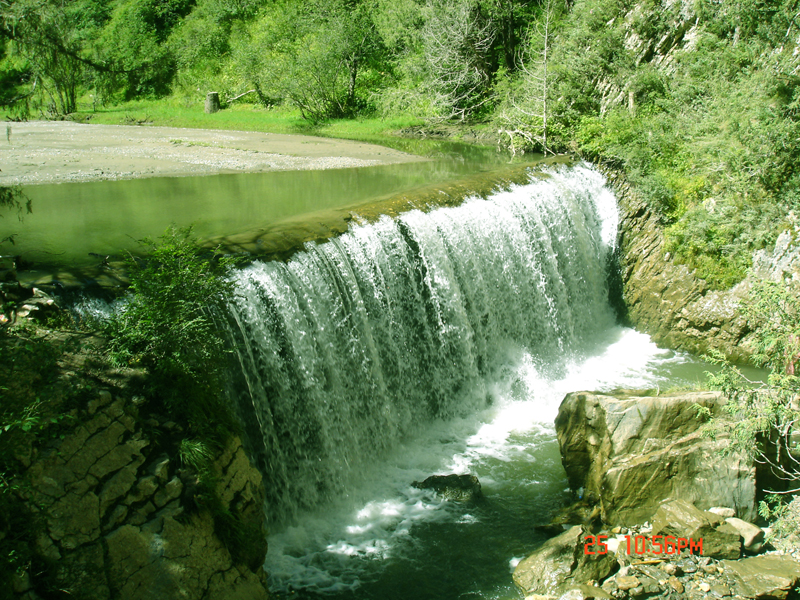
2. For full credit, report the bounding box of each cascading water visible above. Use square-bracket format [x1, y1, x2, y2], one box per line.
[220, 163, 693, 599]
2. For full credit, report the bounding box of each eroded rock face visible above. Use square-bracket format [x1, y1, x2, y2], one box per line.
[616, 187, 751, 363]
[18, 392, 269, 600]
[616, 178, 800, 364]
[555, 390, 757, 525]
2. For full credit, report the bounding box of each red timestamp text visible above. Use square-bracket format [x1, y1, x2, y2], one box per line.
[584, 535, 703, 556]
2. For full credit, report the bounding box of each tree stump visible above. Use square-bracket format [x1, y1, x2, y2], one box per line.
[205, 92, 221, 114]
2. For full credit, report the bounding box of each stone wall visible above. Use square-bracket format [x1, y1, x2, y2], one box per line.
[13, 390, 269, 600]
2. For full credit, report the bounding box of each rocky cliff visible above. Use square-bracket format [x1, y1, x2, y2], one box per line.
[613, 172, 800, 364]
[11, 389, 269, 600]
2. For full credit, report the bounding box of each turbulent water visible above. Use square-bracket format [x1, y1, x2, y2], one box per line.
[219, 163, 694, 599]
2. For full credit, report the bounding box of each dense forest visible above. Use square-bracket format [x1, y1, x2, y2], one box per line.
[1, 0, 800, 286]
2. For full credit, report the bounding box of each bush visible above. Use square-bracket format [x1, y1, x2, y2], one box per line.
[105, 226, 239, 441]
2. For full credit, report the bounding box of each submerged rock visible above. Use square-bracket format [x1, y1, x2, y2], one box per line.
[555, 390, 757, 525]
[412, 474, 482, 502]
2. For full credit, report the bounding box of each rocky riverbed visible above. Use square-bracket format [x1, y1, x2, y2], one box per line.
[511, 389, 800, 600]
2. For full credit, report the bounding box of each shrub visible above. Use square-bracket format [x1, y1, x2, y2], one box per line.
[105, 226, 239, 441]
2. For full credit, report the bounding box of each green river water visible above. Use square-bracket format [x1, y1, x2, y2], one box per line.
[3, 139, 756, 600]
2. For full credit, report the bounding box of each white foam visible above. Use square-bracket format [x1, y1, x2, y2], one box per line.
[264, 326, 690, 595]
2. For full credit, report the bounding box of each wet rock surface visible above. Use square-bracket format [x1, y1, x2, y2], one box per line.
[555, 390, 757, 525]
[528, 386, 800, 600]
[13, 391, 269, 600]
[412, 473, 483, 501]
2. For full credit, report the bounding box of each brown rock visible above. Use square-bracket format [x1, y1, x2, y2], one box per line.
[668, 576, 684, 593]
[513, 526, 582, 595]
[556, 391, 757, 525]
[652, 499, 742, 559]
[99, 459, 142, 515]
[725, 517, 765, 552]
[723, 555, 800, 600]
[615, 575, 640, 591]
[47, 491, 101, 549]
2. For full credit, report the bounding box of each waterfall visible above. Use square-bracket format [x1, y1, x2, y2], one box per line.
[220, 163, 619, 523]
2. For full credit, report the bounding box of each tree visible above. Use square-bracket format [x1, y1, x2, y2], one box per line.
[417, 0, 496, 120]
[496, 0, 557, 154]
[479, 0, 539, 73]
[0, 0, 103, 114]
[234, 0, 384, 121]
[96, 0, 195, 99]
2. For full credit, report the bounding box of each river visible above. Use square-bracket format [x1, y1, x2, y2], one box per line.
[8, 142, 723, 599]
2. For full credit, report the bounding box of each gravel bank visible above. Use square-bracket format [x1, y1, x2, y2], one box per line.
[0, 121, 425, 185]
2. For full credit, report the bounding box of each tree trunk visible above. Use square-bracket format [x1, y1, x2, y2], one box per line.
[205, 92, 221, 114]
[347, 58, 358, 112]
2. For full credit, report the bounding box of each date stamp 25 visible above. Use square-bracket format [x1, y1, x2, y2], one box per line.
[584, 534, 703, 556]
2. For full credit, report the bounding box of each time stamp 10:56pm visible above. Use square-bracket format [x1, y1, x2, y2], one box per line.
[584, 534, 704, 555]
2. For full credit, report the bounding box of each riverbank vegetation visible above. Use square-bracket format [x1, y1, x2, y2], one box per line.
[0, 227, 258, 592]
[3, 0, 799, 287]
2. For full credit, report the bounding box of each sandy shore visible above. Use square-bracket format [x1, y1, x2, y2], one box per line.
[0, 121, 425, 186]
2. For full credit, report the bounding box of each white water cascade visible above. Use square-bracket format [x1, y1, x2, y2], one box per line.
[220, 163, 689, 598]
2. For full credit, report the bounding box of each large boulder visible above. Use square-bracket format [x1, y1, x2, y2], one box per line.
[513, 526, 583, 595]
[555, 391, 757, 525]
[513, 526, 617, 596]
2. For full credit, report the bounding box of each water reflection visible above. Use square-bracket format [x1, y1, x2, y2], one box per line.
[2, 142, 540, 276]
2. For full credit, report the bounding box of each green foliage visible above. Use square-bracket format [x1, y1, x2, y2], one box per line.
[758, 495, 800, 551]
[1, 0, 109, 115]
[2, 0, 798, 292]
[231, 0, 387, 121]
[104, 226, 239, 441]
[179, 437, 214, 478]
[551, 0, 800, 287]
[706, 280, 800, 508]
[96, 0, 195, 99]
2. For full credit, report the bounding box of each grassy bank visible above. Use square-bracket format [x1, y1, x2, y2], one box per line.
[57, 98, 427, 144]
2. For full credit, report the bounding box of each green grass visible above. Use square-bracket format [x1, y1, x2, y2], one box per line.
[59, 97, 426, 143]
[3, 95, 506, 159]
